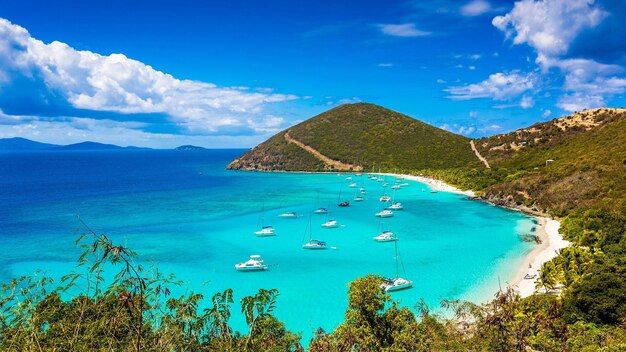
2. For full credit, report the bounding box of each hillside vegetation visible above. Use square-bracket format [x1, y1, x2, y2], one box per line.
[228, 103, 481, 171]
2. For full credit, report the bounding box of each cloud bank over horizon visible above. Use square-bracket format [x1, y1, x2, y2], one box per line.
[0, 18, 300, 147]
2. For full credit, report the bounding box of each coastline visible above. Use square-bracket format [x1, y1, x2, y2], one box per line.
[379, 171, 569, 298]
[378, 173, 475, 197]
[509, 218, 570, 297]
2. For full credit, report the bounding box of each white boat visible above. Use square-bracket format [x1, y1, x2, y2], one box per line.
[354, 196, 364, 202]
[302, 216, 328, 250]
[377, 178, 383, 182]
[279, 212, 299, 218]
[355, 173, 362, 176]
[379, 195, 391, 202]
[254, 203, 276, 236]
[345, 176, 352, 181]
[302, 239, 327, 249]
[391, 185, 400, 190]
[349, 183, 358, 188]
[373, 230, 398, 242]
[321, 220, 339, 228]
[235, 255, 268, 271]
[314, 208, 328, 214]
[389, 202, 403, 210]
[254, 226, 276, 237]
[375, 209, 394, 218]
[400, 183, 409, 187]
[360, 187, 366, 192]
[430, 190, 438, 193]
[380, 241, 413, 292]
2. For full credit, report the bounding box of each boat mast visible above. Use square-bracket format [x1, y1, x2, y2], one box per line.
[394, 240, 399, 279]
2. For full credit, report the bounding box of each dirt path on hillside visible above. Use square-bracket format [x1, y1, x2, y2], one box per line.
[470, 140, 491, 168]
[284, 131, 362, 171]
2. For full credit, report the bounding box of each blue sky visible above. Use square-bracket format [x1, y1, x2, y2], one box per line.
[0, 0, 625, 147]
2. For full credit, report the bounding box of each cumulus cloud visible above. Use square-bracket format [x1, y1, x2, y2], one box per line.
[0, 18, 297, 135]
[445, 72, 538, 101]
[520, 95, 535, 109]
[492, 0, 606, 59]
[492, 0, 626, 112]
[460, 0, 492, 17]
[440, 123, 475, 136]
[377, 23, 431, 37]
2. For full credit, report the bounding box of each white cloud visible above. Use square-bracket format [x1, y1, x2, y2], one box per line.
[445, 72, 537, 101]
[492, 0, 626, 112]
[377, 63, 394, 67]
[460, 0, 492, 17]
[440, 123, 476, 136]
[468, 65, 476, 70]
[377, 23, 431, 37]
[520, 95, 534, 109]
[492, 0, 607, 58]
[436, 79, 447, 84]
[542, 109, 552, 118]
[0, 18, 297, 135]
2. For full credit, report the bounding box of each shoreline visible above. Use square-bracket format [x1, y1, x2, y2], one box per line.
[509, 218, 570, 297]
[379, 172, 569, 298]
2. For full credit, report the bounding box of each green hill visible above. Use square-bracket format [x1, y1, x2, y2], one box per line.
[472, 108, 626, 216]
[228, 103, 481, 172]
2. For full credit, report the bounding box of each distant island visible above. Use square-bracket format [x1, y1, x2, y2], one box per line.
[0, 137, 149, 151]
[175, 145, 208, 151]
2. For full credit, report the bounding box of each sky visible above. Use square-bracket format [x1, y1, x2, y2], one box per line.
[0, 0, 625, 148]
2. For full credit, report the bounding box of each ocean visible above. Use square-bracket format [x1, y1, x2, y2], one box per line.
[0, 149, 534, 341]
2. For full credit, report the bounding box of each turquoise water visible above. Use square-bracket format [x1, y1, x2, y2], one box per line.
[0, 150, 535, 342]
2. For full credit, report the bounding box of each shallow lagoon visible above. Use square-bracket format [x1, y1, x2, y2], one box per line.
[0, 149, 534, 341]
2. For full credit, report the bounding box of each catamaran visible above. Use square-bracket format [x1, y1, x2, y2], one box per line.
[375, 209, 394, 218]
[235, 255, 268, 271]
[254, 203, 276, 236]
[388, 189, 403, 210]
[381, 241, 413, 291]
[321, 220, 339, 228]
[374, 230, 398, 242]
[302, 216, 328, 250]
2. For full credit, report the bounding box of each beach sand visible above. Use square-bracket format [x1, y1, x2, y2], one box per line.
[380, 172, 570, 298]
[379, 173, 475, 197]
[509, 218, 570, 297]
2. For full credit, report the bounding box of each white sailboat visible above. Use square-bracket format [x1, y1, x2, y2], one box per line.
[279, 212, 299, 218]
[381, 241, 413, 291]
[375, 209, 394, 218]
[388, 188, 404, 210]
[373, 220, 398, 242]
[321, 219, 339, 228]
[302, 216, 328, 250]
[254, 203, 276, 236]
[235, 255, 269, 271]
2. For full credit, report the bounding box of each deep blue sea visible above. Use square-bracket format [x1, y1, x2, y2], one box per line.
[0, 149, 534, 342]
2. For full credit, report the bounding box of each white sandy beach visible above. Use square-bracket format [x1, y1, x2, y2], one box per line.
[379, 172, 570, 298]
[509, 218, 570, 297]
[379, 173, 475, 197]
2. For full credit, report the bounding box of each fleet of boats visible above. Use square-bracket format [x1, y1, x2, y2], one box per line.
[238, 173, 426, 293]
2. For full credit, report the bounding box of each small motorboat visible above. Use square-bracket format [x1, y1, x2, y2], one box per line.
[254, 226, 276, 237]
[349, 183, 358, 188]
[375, 210, 394, 218]
[379, 195, 391, 202]
[391, 185, 400, 190]
[389, 202, 403, 210]
[314, 208, 328, 214]
[373, 231, 398, 242]
[321, 220, 339, 228]
[279, 212, 298, 218]
[337, 201, 350, 207]
[382, 182, 389, 187]
[345, 176, 352, 181]
[235, 255, 268, 271]
[354, 196, 364, 202]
